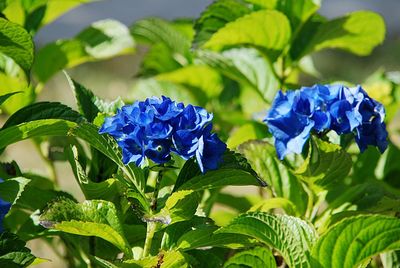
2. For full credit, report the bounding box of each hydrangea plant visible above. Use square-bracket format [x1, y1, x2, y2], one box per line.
[1, 0, 400, 267]
[265, 84, 388, 159]
[99, 96, 226, 172]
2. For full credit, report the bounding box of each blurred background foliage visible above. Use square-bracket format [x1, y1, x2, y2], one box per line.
[0, 0, 399, 266]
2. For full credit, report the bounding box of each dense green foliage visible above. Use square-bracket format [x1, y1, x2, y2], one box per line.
[0, 0, 400, 267]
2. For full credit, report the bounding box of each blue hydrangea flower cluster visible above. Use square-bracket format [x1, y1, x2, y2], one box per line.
[0, 179, 11, 233]
[99, 96, 226, 173]
[264, 84, 388, 159]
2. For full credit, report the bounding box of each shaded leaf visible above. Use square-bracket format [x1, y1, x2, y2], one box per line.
[0, 232, 35, 267]
[0, 91, 21, 106]
[295, 138, 352, 190]
[239, 140, 308, 215]
[1, 102, 83, 129]
[223, 247, 276, 268]
[178, 169, 262, 192]
[177, 226, 254, 251]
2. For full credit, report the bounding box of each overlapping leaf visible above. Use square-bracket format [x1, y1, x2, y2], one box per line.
[239, 140, 308, 215]
[0, 18, 34, 76]
[197, 48, 279, 103]
[40, 198, 132, 257]
[203, 10, 291, 60]
[218, 212, 317, 268]
[34, 19, 134, 82]
[223, 247, 276, 268]
[295, 138, 352, 189]
[312, 215, 400, 268]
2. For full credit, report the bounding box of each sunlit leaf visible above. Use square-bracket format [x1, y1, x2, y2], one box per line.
[0, 18, 34, 76]
[218, 212, 317, 268]
[302, 11, 385, 58]
[203, 10, 291, 60]
[197, 48, 279, 103]
[312, 215, 400, 268]
[295, 138, 352, 190]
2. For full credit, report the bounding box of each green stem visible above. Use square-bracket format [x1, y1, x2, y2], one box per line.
[142, 221, 156, 258]
[142, 165, 164, 258]
[151, 168, 163, 211]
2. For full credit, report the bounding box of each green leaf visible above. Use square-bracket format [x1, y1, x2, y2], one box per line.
[0, 53, 32, 114]
[188, 249, 227, 268]
[1, 102, 83, 129]
[42, 0, 97, 26]
[381, 251, 400, 268]
[177, 226, 253, 251]
[193, 0, 250, 48]
[197, 48, 279, 103]
[0, 177, 30, 205]
[161, 216, 210, 250]
[163, 190, 199, 224]
[131, 17, 191, 62]
[275, 0, 320, 30]
[302, 11, 385, 57]
[203, 10, 291, 60]
[0, 18, 34, 76]
[172, 149, 265, 198]
[56, 221, 132, 256]
[33, 39, 87, 82]
[223, 247, 276, 268]
[249, 197, 298, 216]
[156, 65, 223, 99]
[295, 138, 352, 189]
[65, 74, 100, 122]
[178, 169, 262, 192]
[218, 212, 317, 268]
[2, 0, 95, 31]
[40, 198, 132, 258]
[0, 91, 21, 106]
[77, 19, 134, 58]
[67, 145, 125, 201]
[216, 193, 261, 213]
[130, 78, 198, 105]
[139, 42, 183, 75]
[311, 215, 400, 268]
[227, 122, 268, 148]
[0, 119, 145, 196]
[0, 232, 36, 267]
[238, 140, 308, 215]
[71, 122, 146, 192]
[122, 250, 189, 267]
[33, 19, 134, 82]
[94, 256, 120, 268]
[0, 119, 76, 149]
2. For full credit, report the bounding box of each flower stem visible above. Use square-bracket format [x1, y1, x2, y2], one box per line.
[151, 167, 163, 211]
[142, 221, 156, 258]
[142, 165, 164, 258]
